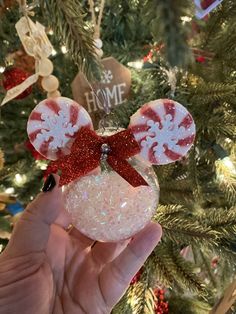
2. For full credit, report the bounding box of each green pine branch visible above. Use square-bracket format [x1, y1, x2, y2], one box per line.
[168, 295, 211, 314]
[203, 207, 236, 239]
[155, 205, 218, 246]
[218, 178, 236, 207]
[40, 0, 101, 80]
[152, 240, 206, 296]
[190, 83, 236, 105]
[113, 281, 155, 314]
[144, 0, 193, 67]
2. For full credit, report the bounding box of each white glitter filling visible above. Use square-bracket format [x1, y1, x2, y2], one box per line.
[63, 159, 159, 242]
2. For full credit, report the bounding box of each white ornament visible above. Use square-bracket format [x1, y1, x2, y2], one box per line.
[63, 157, 159, 242]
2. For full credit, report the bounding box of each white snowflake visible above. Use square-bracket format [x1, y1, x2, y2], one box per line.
[36, 110, 79, 150]
[140, 114, 185, 157]
[101, 69, 113, 84]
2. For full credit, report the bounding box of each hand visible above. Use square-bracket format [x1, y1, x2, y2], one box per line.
[0, 175, 162, 314]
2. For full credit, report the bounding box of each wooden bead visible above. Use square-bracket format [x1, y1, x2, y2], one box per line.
[94, 38, 103, 49]
[47, 90, 61, 98]
[95, 47, 103, 58]
[38, 58, 54, 77]
[41, 75, 59, 92]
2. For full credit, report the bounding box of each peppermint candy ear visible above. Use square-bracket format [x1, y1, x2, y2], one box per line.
[27, 97, 93, 160]
[128, 99, 196, 165]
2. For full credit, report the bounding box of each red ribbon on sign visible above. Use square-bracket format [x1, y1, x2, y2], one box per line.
[47, 127, 149, 187]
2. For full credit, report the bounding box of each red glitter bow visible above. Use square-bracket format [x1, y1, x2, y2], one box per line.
[47, 127, 148, 187]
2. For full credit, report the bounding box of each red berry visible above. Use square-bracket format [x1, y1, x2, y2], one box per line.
[196, 56, 206, 63]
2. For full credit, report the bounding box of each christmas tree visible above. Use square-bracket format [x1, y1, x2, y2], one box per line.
[0, 0, 236, 313]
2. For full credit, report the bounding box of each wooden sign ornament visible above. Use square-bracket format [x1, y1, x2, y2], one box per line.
[71, 57, 131, 129]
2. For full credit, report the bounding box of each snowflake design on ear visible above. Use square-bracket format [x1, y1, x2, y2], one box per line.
[27, 97, 93, 160]
[140, 114, 186, 157]
[129, 99, 196, 165]
[37, 110, 79, 150]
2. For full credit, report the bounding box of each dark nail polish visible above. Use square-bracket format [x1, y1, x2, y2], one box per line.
[42, 174, 56, 192]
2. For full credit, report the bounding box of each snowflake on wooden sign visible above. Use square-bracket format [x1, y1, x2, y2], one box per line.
[101, 69, 113, 84]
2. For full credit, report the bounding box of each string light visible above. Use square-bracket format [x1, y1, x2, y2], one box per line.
[35, 160, 47, 170]
[127, 60, 143, 69]
[225, 138, 232, 143]
[14, 173, 27, 186]
[221, 157, 236, 175]
[51, 48, 57, 56]
[0, 66, 5, 73]
[5, 187, 15, 194]
[181, 16, 192, 23]
[61, 45, 68, 54]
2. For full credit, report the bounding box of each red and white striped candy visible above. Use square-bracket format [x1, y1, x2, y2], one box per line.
[129, 99, 196, 165]
[27, 97, 93, 160]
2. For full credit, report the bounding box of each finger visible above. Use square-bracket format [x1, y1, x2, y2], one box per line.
[54, 209, 72, 229]
[91, 240, 130, 265]
[3, 174, 62, 257]
[99, 223, 162, 308]
[69, 226, 95, 248]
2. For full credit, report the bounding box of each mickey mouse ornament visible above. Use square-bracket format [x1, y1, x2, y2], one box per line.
[27, 97, 195, 242]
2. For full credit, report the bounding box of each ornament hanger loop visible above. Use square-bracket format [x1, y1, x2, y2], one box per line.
[88, 0, 105, 39]
[161, 66, 178, 98]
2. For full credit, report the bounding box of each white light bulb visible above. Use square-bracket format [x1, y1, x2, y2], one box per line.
[35, 160, 47, 170]
[0, 66, 5, 73]
[225, 138, 232, 143]
[181, 16, 192, 23]
[51, 48, 57, 56]
[127, 60, 143, 69]
[61, 45, 68, 54]
[222, 157, 236, 175]
[5, 187, 15, 194]
[14, 173, 27, 185]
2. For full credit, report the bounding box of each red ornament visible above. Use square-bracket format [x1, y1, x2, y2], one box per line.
[25, 140, 47, 160]
[46, 127, 149, 188]
[196, 56, 206, 63]
[2, 67, 32, 99]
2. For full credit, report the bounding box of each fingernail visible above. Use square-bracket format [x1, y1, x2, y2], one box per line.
[42, 174, 56, 192]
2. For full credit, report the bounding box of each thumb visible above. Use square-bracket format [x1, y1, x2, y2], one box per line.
[4, 174, 62, 257]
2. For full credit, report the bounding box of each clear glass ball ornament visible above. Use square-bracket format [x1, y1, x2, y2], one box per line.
[63, 128, 160, 242]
